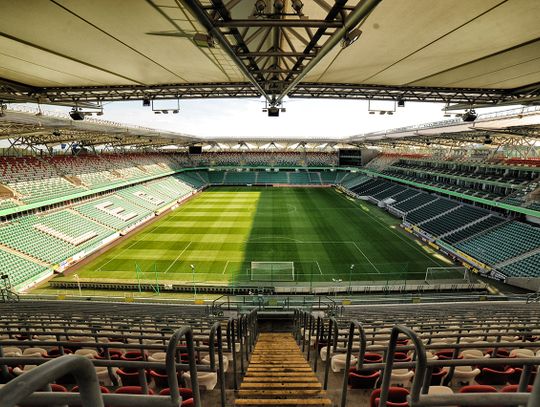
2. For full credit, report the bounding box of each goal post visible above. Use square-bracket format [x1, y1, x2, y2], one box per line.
[250, 261, 295, 282]
[424, 266, 470, 283]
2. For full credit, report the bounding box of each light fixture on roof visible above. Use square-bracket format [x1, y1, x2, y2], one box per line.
[341, 28, 362, 48]
[142, 98, 151, 107]
[397, 98, 405, 107]
[273, 0, 284, 12]
[69, 107, 85, 121]
[462, 109, 478, 122]
[193, 33, 215, 48]
[255, 0, 266, 14]
[484, 135, 492, 145]
[292, 0, 304, 15]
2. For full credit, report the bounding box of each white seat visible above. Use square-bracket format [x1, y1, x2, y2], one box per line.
[428, 386, 453, 395]
[202, 354, 229, 372]
[2, 346, 22, 357]
[13, 364, 38, 376]
[451, 366, 480, 386]
[74, 349, 98, 358]
[148, 352, 167, 362]
[459, 349, 489, 359]
[22, 347, 47, 357]
[510, 348, 535, 358]
[330, 354, 357, 373]
[96, 366, 115, 386]
[320, 346, 334, 362]
[183, 371, 217, 390]
[427, 385, 456, 406]
[389, 369, 414, 387]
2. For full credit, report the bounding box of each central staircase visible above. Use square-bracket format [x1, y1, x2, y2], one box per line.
[235, 332, 332, 406]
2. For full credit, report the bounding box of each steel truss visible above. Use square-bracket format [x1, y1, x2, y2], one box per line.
[1, 82, 534, 106]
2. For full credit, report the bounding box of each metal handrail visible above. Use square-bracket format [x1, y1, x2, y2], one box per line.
[323, 317, 339, 390]
[340, 320, 367, 407]
[165, 326, 200, 407]
[378, 325, 427, 406]
[0, 354, 104, 407]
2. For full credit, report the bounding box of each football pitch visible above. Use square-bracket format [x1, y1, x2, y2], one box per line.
[55, 187, 451, 287]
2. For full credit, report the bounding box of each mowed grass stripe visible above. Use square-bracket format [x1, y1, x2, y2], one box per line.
[59, 187, 446, 287]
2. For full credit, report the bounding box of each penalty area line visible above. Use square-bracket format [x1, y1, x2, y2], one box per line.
[164, 241, 192, 274]
[351, 241, 381, 274]
[315, 261, 323, 275]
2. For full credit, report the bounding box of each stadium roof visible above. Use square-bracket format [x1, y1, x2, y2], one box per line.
[1, 0, 539, 108]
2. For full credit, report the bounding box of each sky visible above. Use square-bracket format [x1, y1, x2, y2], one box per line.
[13, 99, 519, 140]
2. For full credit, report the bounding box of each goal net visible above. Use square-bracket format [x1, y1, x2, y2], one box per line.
[251, 261, 295, 282]
[424, 266, 471, 283]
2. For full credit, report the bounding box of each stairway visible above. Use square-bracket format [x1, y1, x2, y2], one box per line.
[235, 333, 332, 406]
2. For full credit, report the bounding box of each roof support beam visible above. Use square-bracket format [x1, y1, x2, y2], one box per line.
[275, 0, 382, 105]
[180, 0, 271, 102]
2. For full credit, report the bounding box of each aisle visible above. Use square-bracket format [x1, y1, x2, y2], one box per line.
[235, 332, 332, 406]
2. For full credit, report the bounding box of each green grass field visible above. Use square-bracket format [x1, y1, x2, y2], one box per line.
[51, 187, 453, 288]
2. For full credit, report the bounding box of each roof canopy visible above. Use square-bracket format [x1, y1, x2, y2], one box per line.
[0, 0, 539, 107]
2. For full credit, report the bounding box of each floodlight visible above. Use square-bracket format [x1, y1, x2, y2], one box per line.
[69, 108, 85, 121]
[52, 130, 61, 136]
[274, 0, 284, 12]
[291, 0, 303, 14]
[342, 28, 362, 48]
[397, 99, 405, 107]
[268, 106, 280, 117]
[484, 135, 492, 145]
[142, 98, 150, 107]
[462, 109, 477, 122]
[193, 33, 215, 48]
[255, 0, 266, 14]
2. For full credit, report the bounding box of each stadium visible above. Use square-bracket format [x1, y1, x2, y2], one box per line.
[1, 1, 540, 406]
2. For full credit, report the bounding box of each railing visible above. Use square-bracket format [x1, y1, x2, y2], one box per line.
[0, 326, 202, 407]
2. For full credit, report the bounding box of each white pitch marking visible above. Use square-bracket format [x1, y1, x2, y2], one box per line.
[164, 241, 192, 274]
[222, 260, 230, 274]
[315, 261, 323, 275]
[352, 241, 381, 274]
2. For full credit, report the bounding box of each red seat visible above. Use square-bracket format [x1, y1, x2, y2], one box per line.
[46, 348, 72, 358]
[348, 369, 380, 389]
[393, 352, 411, 362]
[364, 353, 384, 364]
[149, 369, 169, 389]
[508, 367, 537, 385]
[50, 384, 68, 392]
[116, 368, 142, 386]
[458, 385, 497, 407]
[114, 386, 154, 395]
[429, 367, 448, 386]
[121, 351, 145, 361]
[501, 384, 533, 393]
[159, 388, 194, 406]
[369, 387, 409, 407]
[476, 366, 514, 386]
[72, 385, 110, 393]
[435, 350, 454, 360]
